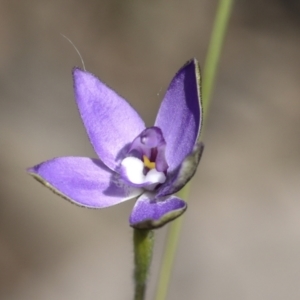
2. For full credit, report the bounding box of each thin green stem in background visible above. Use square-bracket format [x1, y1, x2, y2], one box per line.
[133, 229, 154, 300]
[154, 1, 235, 300]
[202, 0, 235, 111]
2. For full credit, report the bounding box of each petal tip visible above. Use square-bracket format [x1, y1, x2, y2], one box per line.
[26, 166, 90, 208]
[26, 164, 39, 174]
[130, 204, 187, 230]
[72, 67, 87, 83]
[129, 195, 187, 230]
[26, 167, 34, 173]
[182, 57, 200, 70]
[72, 66, 84, 74]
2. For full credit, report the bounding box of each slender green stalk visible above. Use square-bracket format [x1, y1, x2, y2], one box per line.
[154, 1, 234, 300]
[133, 229, 154, 300]
[202, 0, 235, 111]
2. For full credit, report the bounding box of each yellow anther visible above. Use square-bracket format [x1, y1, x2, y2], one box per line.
[143, 155, 156, 169]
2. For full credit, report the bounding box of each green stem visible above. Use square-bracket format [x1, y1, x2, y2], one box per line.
[133, 229, 154, 300]
[154, 1, 234, 300]
[202, 0, 235, 112]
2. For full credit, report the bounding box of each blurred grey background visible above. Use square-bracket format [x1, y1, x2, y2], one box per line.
[1, 0, 300, 299]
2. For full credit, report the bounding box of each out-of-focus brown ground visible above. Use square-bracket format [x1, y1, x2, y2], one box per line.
[0, 1, 300, 299]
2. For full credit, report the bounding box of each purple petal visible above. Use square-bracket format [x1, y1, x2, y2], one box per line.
[157, 142, 204, 197]
[73, 68, 145, 171]
[27, 157, 143, 208]
[155, 59, 202, 172]
[129, 192, 187, 229]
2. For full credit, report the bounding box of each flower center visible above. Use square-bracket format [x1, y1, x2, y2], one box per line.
[119, 126, 169, 190]
[143, 155, 156, 170]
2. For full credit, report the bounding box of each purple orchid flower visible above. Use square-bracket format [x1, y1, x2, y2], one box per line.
[28, 59, 204, 229]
